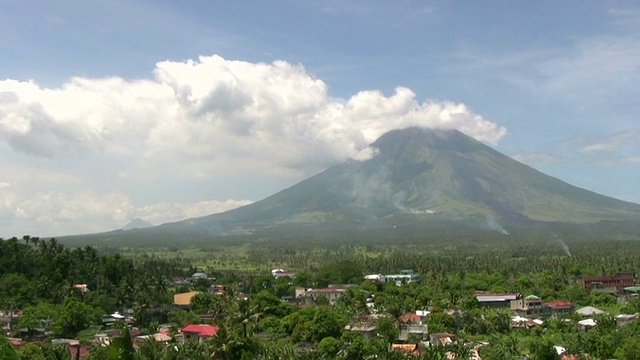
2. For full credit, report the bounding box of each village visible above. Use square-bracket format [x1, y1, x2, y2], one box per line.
[4, 265, 640, 359]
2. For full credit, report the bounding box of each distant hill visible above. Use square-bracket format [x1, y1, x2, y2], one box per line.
[60, 127, 640, 245]
[121, 218, 153, 230]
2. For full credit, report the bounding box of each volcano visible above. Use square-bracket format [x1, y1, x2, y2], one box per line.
[61, 127, 640, 243]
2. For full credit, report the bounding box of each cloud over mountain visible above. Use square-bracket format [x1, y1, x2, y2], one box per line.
[0, 55, 506, 173]
[0, 55, 506, 236]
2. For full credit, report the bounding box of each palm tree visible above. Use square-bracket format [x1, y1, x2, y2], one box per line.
[233, 298, 262, 339]
[166, 340, 209, 360]
[106, 326, 136, 360]
[445, 342, 473, 359]
[136, 337, 166, 360]
[208, 326, 246, 360]
[421, 344, 449, 360]
[259, 339, 296, 360]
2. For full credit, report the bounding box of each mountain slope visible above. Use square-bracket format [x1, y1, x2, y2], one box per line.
[188, 127, 640, 225]
[61, 127, 640, 243]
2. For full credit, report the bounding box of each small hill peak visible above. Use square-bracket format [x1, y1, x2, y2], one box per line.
[122, 218, 153, 230]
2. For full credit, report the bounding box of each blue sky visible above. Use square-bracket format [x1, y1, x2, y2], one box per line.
[0, 0, 638, 237]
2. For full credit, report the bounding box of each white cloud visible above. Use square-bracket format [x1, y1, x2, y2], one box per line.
[536, 34, 640, 104]
[0, 187, 251, 237]
[136, 199, 253, 226]
[0, 55, 506, 176]
[0, 54, 507, 236]
[579, 128, 639, 153]
[511, 153, 567, 165]
[452, 9, 640, 114]
[511, 128, 640, 169]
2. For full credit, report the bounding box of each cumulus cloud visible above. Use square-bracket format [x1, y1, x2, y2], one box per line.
[0, 55, 506, 176]
[0, 54, 507, 236]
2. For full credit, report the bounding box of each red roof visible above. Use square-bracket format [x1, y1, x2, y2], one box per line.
[181, 324, 219, 337]
[545, 300, 574, 310]
[400, 313, 421, 323]
[392, 344, 418, 353]
[9, 339, 22, 346]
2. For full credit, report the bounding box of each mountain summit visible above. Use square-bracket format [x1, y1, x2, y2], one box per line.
[64, 127, 640, 243]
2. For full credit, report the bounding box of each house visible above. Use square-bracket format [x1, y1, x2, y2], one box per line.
[430, 333, 455, 347]
[208, 285, 229, 296]
[364, 274, 384, 281]
[181, 324, 219, 342]
[577, 318, 597, 331]
[511, 294, 543, 318]
[400, 313, 422, 324]
[575, 306, 606, 317]
[191, 272, 209, 280]
[328, 284, 358, 290]
[620, 286, 640, 303]
[511, 316, 543, 328]
[283, 287, 308, 306]
[173, 291, 201, 307]
[398, 323, 429, 342]
[615, 313, 639, 326]
[171, 278, 191, 287]
[0, 309, 22, 324]
[135, 331, 171, 344]
[555, 346, 579, 360]
[73, 284, 89, 293]
[101, 312, 127, 326]
[583, 272, 635, 293]
[475, 292, 522, 309]
[271, 269, 296, 279]
[385, 270, 421, 285]
[302, 288, 348, 305]
[392, 343, 424, 356]
[543, 300, 575, 317]
[415, 310, 430, 322]
[344, 322, 377, 339]
[363, 270, 421, 285]
[400, 311, 429, 324]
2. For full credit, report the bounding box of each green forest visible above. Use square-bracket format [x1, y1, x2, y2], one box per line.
[2, 235, 640, 359]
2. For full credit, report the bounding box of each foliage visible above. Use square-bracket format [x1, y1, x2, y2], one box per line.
[0, 335, 21, 360]
[53, 297, 94, 338]
[107, 327, 136, 360]
[18, 303, 59, 335]
[376, 317, 400, 344]
[6, 234, 640, 359]
[318, 336, 341, 357]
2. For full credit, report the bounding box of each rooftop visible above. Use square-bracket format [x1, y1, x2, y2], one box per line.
[400, 313, 421, 323]
[306, 288, 348, 294]
[475, 292, 521, 302]
[545, 300, 574, 310]
[181, 324, 219, 337]
[173, 291, 201, 306]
